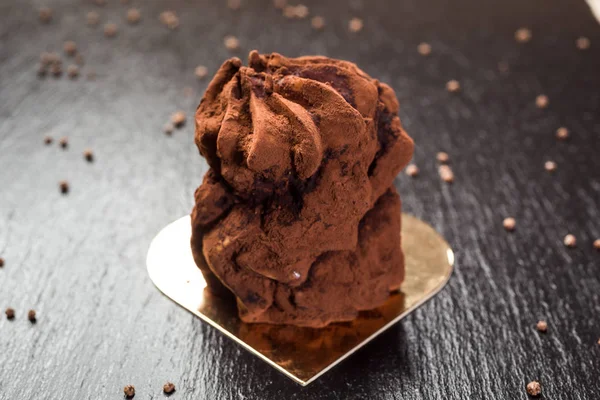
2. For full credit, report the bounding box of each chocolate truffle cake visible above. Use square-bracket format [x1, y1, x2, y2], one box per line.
[191, 51, 414, 328]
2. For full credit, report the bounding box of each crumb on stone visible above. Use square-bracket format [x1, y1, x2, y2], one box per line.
[536, 320, 547, 332]
[576, 36, 590, 50]
[311, 16, 325, 30]
[564, 234, 576, 248]
[59, 181, 70, 194]
[195, 65, 208, 79]
[436, 152, 450, 163]
[59, 137, 68, 149]
[515, 28, 532, 43]
[163, 382, 176, 394]
[123, 385, 135, 398]
[84, 149, 94, 162]
[446, 80, 460, 93]
[67, 64, 79, 79]
[63, 41, 77, 56]
[39, 7, 53, 23]
[127, 8, 141, 24]
[227, 0, 241, 10]
[104, 23, 118, 38]
[405, 164, 419, 177]
[0, 258, 4, 268]
[503, 217, 516, 231]
[535, 95, 549, 109]
[273, 0, 287, 9]
[294, 4, 309, 19]
[556, 127, 569, 140]
[417, 42, 431, 56]
[5, 308, 15, 320]
[159, 11, 179, 30]
[594, 239, 600, 251]
[439, 165, 454, 183]
[171, 111, 186, 127]
[526, 381, 541, 397]
[28, 310, 36, 323]
[44, 136, 53, 145]
[544, 160, 556, 172]
[348, 17, 363, 33]
[224, 35, 240, 51]
[87, 11, 100, 26]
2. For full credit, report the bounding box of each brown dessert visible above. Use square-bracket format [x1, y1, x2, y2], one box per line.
[190, 51, 414, 327]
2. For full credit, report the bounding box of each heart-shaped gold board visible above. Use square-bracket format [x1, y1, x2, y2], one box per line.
[147, 214, 454, 386]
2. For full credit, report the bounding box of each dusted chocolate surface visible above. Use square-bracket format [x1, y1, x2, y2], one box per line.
[191, 51, 414, 327]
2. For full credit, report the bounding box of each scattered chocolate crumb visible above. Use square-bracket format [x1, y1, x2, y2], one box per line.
[44, 136, 53, 145]
[273, 0, 287, 9]
[294, 4, 309, 19]
[40, 52, 59, 66]
[224, 35, 240, 51]
[159, 11, 179, 30]
[104, 23, 118, 38]
[39, 7, 53, 23]
[163, 123, 174, 136]
[563, 234, 576, 248]
[526, 381, 541, 397]
[544, 160, 556, 172]
[63, 41, 77, 56]
[84, 149, 94, 162]
[87, 11, 100, 26]
[195, 65, 208, 79]
[59, 181, 70, 194]
[283, 5, 296, 18]
[576, 36, 590, 50]
[436, 152, 449, 163]
[405, 164, 419, 177]
[126, 8, 141, 24]
[536, 320, 547, 333]
[515, 28, 532, 43]
[59, 137, 68, 148]
[51, 63, 62, 77]
[123, 385, 135, 398]
[0, 258, 4, 268]
[446, 80, 460, 93]
[5, 308, 15, 320]
[348, 18, 363, 33]
[227, 0, 241, 10]
[28, 310, 37, 323]
[535, 95, 549, 109]
[163, 382, 176, 394]
[438, 165, 454, 183]
[498, 61, 509, 74]
[67, 64, 79, 79]
[597, 337, 600, 345]
[171, 111, 186, 127]
[94, 0, 106, 6]
[556, 127, 569, 140]
[417, 42, 431, 56]
[311, 16, 325, 30]
[594, 239, 600, 251]
[503, 217, 516, 232]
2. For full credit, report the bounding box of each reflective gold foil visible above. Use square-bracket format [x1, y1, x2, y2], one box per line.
[147, 214, 454, 385]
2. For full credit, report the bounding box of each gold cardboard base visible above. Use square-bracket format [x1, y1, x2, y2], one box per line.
[146, 214, 454, 386]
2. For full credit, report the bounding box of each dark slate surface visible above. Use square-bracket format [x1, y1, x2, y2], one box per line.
[1, 0, 599, 399]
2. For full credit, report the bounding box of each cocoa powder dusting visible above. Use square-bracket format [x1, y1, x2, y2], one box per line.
[190, 51, 414, 327]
